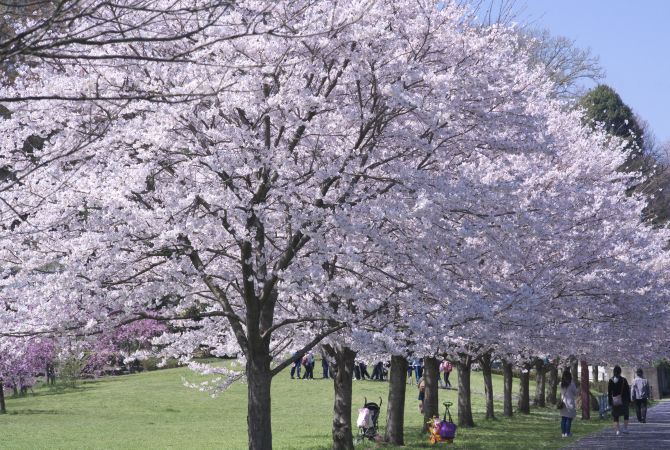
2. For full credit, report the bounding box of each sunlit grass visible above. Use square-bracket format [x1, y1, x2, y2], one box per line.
[2, 363, 610, 449]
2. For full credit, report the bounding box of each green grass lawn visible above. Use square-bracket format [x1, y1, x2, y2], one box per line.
[2, 364, 611, 449]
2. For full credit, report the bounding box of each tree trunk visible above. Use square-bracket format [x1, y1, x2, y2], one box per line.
[0, 381, 6, 414]
[503, 360, 513, 417]
[385, 355, 407, 445]
[422, 357, 440, 433]
[480, 353, 495, 419]
[517, 364, 530, 414]
[533, 359, 546, 407]
[457, 356, 475, 427]
[570, 359, 579, 388]
[580, 360, 590, 420]
[546, 362, 558, 405]
[592, 364, 599, 383]
[246, 353, 273, 450]
[330, 346, 356, 450]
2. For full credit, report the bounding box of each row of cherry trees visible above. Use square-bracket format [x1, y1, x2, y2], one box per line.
[1, 1, 669, 448]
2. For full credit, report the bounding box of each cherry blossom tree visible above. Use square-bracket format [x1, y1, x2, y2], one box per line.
[1, 1, 503, 447]
[2, 1, 670, 449]
[0, 337, 55, 412]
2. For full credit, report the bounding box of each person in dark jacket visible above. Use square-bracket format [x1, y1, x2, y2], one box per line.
[371, 361, 384, 380]
[608, 365, 631, 435]
[290, 352, 301, 379]
[359, 361, 370, 380]
[321, 352, 330, 379]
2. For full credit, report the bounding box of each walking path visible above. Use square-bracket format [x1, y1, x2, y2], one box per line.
[565, 399, 670, 449]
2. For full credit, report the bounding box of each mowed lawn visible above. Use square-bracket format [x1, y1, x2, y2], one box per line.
[2, 364, 612, 449]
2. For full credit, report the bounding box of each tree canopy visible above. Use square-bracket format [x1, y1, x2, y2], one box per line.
[579, 84, 644, 152]
[1, 1, 669, 448]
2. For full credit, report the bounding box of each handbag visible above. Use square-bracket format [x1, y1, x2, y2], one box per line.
[439, 420, 457, 439]
[556, 399, 565, 410]
[612, 379, 624, 406]
[439, 402, 457, 440]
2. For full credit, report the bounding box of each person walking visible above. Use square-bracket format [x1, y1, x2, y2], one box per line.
[354, 360, 361, 380]
[359, 361, 370, 380]
[418, 376, 426, 414]
[290, 352, 301, 379]
[407, 357, 415, 385]
[300, 354, 308, 379]
[608, 365, 631, 435]
[371, 361, 384, 380]
[631, 368, 650, 423]
[307, 352, 315, 379]
[321, 352, 330, 379]
[412, 356, 423, 384]
[559, 368, 577, 438]
[440, 359, 453, 389]
[301, 352, 315, 379]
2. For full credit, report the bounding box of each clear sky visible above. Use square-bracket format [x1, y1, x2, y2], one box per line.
[515, 0, 670, 143]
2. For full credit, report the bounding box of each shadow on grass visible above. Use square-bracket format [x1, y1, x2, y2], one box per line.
[7, 373, 150, 410]
[26, 383, 96, 398]
[9, 409, 62, 415]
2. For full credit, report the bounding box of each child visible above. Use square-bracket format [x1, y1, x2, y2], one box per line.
[418, 376, 426, 413]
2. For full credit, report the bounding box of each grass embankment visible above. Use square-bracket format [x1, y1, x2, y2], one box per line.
[2, 364, 611, 449]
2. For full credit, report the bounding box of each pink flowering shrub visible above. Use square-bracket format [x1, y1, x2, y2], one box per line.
[0, 338, 55, 394]
[82, 320, 167, 376]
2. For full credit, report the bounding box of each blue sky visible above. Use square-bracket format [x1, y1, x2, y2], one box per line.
[516, 0, 670, 143]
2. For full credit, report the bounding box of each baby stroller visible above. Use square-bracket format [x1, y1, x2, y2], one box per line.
[356, 397, 383, 442]
[428, 401, 457, 444]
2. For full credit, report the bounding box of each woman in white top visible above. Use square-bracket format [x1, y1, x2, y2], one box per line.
[559, 368, 578, 438]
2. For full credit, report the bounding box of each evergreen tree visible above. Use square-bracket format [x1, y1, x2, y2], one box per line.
[579, 84, 644, 155]
[580, 85, 670, 224]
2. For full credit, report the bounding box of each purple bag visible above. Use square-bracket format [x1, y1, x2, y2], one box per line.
[439, 420, 457, 439]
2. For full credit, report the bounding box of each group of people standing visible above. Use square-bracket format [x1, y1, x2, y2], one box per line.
[289, 353, 451, 385]
[353, 361, 387, 381]
[290, 351, 334, 379]
[408, 357, 453, 389]
[289, 352, 386, 381]
[558, 365, 651, 438]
